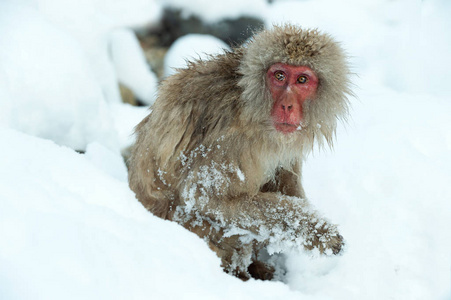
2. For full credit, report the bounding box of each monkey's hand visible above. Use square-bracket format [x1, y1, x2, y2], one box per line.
[219, 193, 345, 256]
[302, 218, 344, 255]
[174, 192, 344, 278]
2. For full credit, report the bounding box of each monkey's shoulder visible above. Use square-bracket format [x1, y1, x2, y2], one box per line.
[186, 49, 243, 77]
[160, 50, 244, 103]
[151, 50, 245, 136]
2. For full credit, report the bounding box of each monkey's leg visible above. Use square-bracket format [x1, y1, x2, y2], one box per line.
[187, 221, 276, 280]
[260, 162, 305, 198]
[184, 219, 254, 280]
[247, 260, 276, 280]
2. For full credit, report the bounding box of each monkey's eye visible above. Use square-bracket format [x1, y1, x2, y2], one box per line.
[274, 71, 286, 81]
[297, 75, 308, 84]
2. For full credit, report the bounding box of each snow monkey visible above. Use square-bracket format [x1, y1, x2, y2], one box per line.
[128, 24, 352, 280]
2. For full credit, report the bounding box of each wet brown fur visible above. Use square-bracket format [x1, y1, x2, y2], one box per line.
[128, 24, 352, 280]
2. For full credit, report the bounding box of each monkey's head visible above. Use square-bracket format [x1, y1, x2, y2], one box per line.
[238, 24, 352, 148]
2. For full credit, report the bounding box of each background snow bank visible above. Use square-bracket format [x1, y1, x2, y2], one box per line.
[164, 34, 230, 77]
[110, 29, 158, 105]
[0, 3, 118, 151]
[163, 0, 268, 23]
[0, 1, 160, 151]
[34, 0, 162, 104]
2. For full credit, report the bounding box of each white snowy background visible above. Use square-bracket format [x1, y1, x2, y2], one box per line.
[0, 0, 450, 299]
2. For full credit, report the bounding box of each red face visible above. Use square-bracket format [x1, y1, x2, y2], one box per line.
[267, 63, 319, 134]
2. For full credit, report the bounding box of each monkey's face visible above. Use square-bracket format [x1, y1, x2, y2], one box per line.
[266, 63, 319, 134]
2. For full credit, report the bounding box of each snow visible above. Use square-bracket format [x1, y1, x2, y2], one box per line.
[1, 0, 450, 299]
[0, 1, 157, 151]
[109, 29, 158, 105]
[0, 128, 304, 300]
[34, 0, 162, 104]
[164, 34, 230, 77]
[0, 2, 118, 151]
[163, 0, 268, 23]
[109, 103, 150, 151]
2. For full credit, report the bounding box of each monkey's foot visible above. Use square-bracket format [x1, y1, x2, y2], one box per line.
[248, 260, 275, 281]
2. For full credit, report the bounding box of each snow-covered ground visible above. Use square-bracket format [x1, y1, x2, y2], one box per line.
[0, 0, 450, 299]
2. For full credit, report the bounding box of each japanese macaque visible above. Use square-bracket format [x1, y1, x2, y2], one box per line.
[128, 24, 352, 280]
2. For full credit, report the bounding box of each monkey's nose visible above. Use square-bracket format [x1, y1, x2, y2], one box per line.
[282, 104, 293, 111]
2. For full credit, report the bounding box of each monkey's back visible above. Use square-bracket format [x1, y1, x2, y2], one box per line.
[128, 50, 247, 219]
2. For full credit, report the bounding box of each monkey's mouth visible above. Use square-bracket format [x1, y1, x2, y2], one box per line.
[274, 123, 298, 134]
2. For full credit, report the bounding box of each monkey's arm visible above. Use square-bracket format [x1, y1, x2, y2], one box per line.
[232, 193, 342, 255]
[177, 191, 343, 255]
